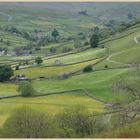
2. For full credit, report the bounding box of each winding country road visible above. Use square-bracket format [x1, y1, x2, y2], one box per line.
[106, 33, 140, 66]
[106, 50, 131, 66]
[106, 49, 132, 66]
[0, 12, 12, 21]
[134, 34, 140, 44]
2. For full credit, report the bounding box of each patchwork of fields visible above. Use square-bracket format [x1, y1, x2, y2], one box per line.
[0, 4, 140, 131]
[0, 91, 105, 127]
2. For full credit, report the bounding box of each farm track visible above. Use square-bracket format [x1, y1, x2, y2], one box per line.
[7, 24, 139, 68]
[106, 49, 132, 66]
[106, 31, 140, 66]
[134, 34, 140, 44]
[0, 12, 12, 21]
[45, 25, 140, 63]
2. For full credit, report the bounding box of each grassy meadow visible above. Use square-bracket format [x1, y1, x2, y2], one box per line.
[0, 2, 140, 138]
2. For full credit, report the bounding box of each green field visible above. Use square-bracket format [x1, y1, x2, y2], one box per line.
[0, 91, 105, 127]
[43, 47, 107, 65]
[111, 47, 140, 64]
[0, 3, 140, 137]
[14, 57, 103, 78]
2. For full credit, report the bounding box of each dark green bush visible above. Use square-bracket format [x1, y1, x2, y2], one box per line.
[17, 81, 35, 97]
[0, 65, 13, 82]
[83, 65, 93, 72]
[15, 65, 19, 70]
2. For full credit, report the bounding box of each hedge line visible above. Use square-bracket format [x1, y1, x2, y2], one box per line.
[0, 89, 83, 100]
[0, 88, 106, 105]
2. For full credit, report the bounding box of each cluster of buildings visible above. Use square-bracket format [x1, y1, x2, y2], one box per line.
[0, 50, 31, 56]
[33, 32, 45, 39]
[0, 50, 16, 56]
[12, 75, 29, 82]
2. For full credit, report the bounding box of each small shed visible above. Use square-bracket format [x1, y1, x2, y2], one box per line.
[0, 51, 5, 56]
[54, 60, 61, 65]
[14, 75, 29, 81]
[105, 103, 114, 108]
[59, 73, 69, 79]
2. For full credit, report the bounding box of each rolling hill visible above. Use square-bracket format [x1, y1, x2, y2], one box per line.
[0, 2, 139, 138]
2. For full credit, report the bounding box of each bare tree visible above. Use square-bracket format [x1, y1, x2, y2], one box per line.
[111, 68, 140, 122]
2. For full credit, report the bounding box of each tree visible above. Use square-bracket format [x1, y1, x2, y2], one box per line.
[25, 60, 29, 65]
[111, 69, 140, 123]
[14, 47, 22, 56]
[83, 65, 93, 72]
[74, 38, 82, 49]
[3, 47, 9, 53]
[15, 65, 19, 70]
[0, 38, 3, 42]
[17, 81, 35, 97]
[0, 65, 13, 82]
[35, 57, 43, 65]
[57, 105, 93, 137]
[6, 41, 10, 46]
[9, 27, 20, 34]
[128, 13, 133, 19]
[78, 10, 88, 16]
[34, 29, 38, 33]
[35, 46, 41, 51]
[94, 26, 99, 33]
[50, 47, 56, 53]
[77, 32, 85, 40]
[62, 47, 72, 53]
[51, 28, 59, 41]
[90, 33, 99, 48]
[84, 41, 89, 46]
[104, 65, 108, 69]
[110, 112, 130, 128]
[2, 107, 55, 138]
[22, 31, 30, 40]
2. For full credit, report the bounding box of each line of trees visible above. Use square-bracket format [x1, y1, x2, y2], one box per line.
[1, 102, 139, 138]
[0, 65, 13, 82]
[0, 26, 60, 43]
[1, 105, 108, 138]
[17, 81, 35, 97]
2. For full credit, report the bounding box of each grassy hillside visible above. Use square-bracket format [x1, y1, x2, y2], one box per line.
[0, 91, 105, 127]
[0, 2, 140, 138]
[14, 57, 103, 78]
